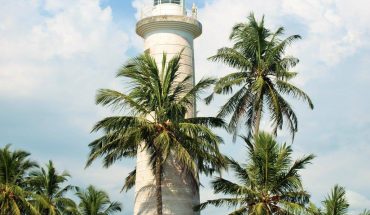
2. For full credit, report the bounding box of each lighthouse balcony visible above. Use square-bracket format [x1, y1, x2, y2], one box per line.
[136, 14, 202, 39]
[136, 1, 201, 39]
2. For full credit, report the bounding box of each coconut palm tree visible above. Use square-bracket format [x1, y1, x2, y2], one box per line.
[206, 13, 314, 138]
[307, 186, 370, 215]
[196, 132, 314, 214]
[86, 52, 227, 214]
[27, 160, 77, 215]
[306, 203, 323, 215]
[359, 210, 370, 215]
[73, 185, 121, 215]
[308, 185, 349, 215]
[0, 144, 40, 215]
[322, 185, 349, 215]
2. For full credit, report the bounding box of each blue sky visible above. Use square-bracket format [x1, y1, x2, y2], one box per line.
[1, 0, 370, 214]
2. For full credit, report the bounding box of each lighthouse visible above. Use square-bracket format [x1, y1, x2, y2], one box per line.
[135, 0, 202, 214]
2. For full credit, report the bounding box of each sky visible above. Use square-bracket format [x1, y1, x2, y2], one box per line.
[1, 0, 370, 214]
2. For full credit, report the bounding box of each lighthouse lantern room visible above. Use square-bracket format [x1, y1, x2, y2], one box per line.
[151, 0, 186, 16]
[154, 0, 182, 5]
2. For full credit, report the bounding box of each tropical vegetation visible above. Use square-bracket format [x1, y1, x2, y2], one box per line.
[0, 144, 39, 215]
[307, 185, 369, 215]
[0, 145, 121, 215]
[1, 11, 367, 215]
[321, 185, 349, 215]
[206, 13, 314, 138]
[1, 144, 368, 215]
[86, 52, 227, 215]
[27, 161, 76, 214]
[196, 132, 314, 214]
[73, 185, 122, 215]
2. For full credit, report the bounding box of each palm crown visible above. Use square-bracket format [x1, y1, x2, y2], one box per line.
[86, 52, 227, 214]
[74, 186, 121, 215]
[0, 144, 39, 215]
[197, 132, 314, 214]
[323, 185, 349, 215]
[206, 13, 314, 138]
[307, 185, 350, 215]
[27, 161, 77, 215]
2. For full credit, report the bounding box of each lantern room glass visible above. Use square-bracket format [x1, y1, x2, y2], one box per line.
[154, 0, 181, 5]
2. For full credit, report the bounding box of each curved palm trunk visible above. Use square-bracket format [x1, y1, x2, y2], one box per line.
[253, 87, 265, 136]
[254, 100, 263, 136]
[155, 157, 163, 215]
[254, 106, 262, 135]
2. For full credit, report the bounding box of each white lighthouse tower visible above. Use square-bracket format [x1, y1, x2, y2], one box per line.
[135, 0, 202, 214]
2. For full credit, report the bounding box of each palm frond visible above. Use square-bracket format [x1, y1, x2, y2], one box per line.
[121, 168, 136, 192]
[195, 198, 243, 211]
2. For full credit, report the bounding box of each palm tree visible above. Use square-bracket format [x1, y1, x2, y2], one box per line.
[359, 210, 370, 215]
[0, 144, 40, 215]
[206, 13, 314, 138]
[196, 132, 314, 214]
[322, 185, 349, 215]
[307, 186, 370, 215]
[306, 203, 323, 215]
[74, 185, 121, 215]
[27, 160, 77, 215]
[86, 52, 227, 214]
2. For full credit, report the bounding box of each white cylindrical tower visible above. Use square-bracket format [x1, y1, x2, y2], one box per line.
[135, 0, 202, 214]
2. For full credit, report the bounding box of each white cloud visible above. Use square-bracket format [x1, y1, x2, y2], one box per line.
[132, 0, 152, 20]
[347, 190, 370, 211]
[0, 2, 134, 209]
[0, 0, 130, 98]
[299, 142, 370, 210]
[0, 0, 133, 144]
[1, 0, 368, 214]
[193, 0, 370, 85]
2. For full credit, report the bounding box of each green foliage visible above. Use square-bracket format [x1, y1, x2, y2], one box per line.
[74, 185, 122, 215]
[359, 210, 370, 215]
[0, 144, 40, 215]
[1, 13, 367, 215]
[207, 13, 313, 138]
[87, 51, 227, 214]
[0, 145, 121, 215]
[87, 52, 227, 187]
[308, 185, 353, 215]
[27, 161, 77, 215]
[323, 185, 349, 215]
[196, 133, 314, 214]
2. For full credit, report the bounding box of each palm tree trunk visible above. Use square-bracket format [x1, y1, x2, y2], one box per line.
[252, 86, 264, 137]
[254, 104, 262, 135]
[155, 157, 163, 215]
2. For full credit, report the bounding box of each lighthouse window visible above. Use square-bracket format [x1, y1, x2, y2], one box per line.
[154, 0, 181, 5]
